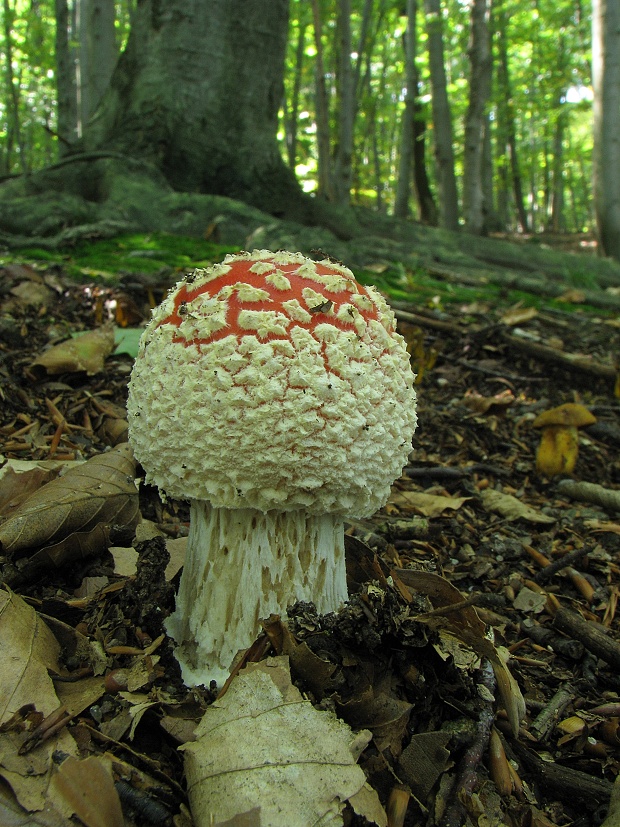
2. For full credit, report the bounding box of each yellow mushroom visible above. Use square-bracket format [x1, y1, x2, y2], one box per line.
[532, 403, 596, 477]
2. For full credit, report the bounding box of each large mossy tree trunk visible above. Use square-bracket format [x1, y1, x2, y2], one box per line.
[80, 0, 318, 225]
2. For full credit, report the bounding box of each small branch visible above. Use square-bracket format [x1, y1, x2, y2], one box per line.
[553, 606, 620, 670]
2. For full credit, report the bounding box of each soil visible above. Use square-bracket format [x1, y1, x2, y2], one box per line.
[0, 243, 619, 827]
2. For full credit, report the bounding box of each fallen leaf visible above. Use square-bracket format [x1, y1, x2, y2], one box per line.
[398, 731, 452, 800]
[0, 590, 77, 811]
[500, 305, 538, 326]
[32, 327, 115, 376]
[0, 459, 81, 519]
[389, 490, 470, 518]
[183, 656, 387, 827]
[462, 388, 514, 415]
[395, 570, 526, 736]
[52, 756, 123, 827]
[0, 444, 139, 557]
[479, 489, 556, 524]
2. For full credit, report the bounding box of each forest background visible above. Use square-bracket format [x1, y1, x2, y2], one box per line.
[0, 0, 619, 263]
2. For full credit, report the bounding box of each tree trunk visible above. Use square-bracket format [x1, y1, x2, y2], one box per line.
[284, 15, 307, 171]
[78, 0, 118, 128]
[55, 0, 79, 154]
[462, 0, 492, 235]
[81, 0, 309, 221]
[2, 0, 26, 173]
[412, 100, 438, 225]
[332, 0, 355, 205]
[311, 0, 334, 200]
[394, 0, 417, 219]
[424, 0, 459, 230]
[592, 0, 620, 260]
[496, 7, 529, 232]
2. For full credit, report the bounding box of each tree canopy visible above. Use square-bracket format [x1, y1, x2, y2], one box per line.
[0, 0, 612, 252]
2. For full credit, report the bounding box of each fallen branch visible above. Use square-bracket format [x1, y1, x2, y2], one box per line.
[553, 606, 620, 670]
[556, 479, 620, 512]
[502, 332, 617, 379]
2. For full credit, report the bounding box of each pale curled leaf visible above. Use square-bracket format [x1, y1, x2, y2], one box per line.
[32, 326, 115, 376]
[479, 488, 556, 524]
[0, 444, 138, 556]
[0, 589, 62, 724]
[183, 657, 387, 827]
[389, 490, 471, 518]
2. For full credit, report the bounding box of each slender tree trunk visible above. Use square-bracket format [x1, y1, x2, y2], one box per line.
[394, 0, 417, 218]
[81, 0, 312, 221]
[55, 0, 79, 154]
[333, 0, 354, 205]
[412, 100, 438, 224]
[2, 0, 26, 173]
[424, 0, 459, 230]
[284, 16, 307, 171]
[496, 6, 529, 232]
[462, 0, 492, 235]
[592, 0, 620, 260]
[549, 107, 566, 232]
[311, 0, 335, 200]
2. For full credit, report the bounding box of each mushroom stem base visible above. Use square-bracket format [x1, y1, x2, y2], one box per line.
[165, 501, 348, 687]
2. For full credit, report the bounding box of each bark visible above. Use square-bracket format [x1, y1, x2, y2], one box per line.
[462, 0, 492, 235]
[592, 0, 620, 261]
[81, 0, 313, 223]
[424, 0, 459, 230]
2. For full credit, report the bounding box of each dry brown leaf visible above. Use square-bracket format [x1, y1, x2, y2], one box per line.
[395, 569, 526, 736]
[31, 326, 115, 376]
[52, 756, 123, 827]
[479, 488, 556, 524]
[0, 780, 68, 827]
[500, 306, 538, 326]
[183, 657, 387, 827]
[0, 444, 138, 556]
[388, 490, 470, 518]
[397, 731, 452, 801]
[0, 590, 78, 812]
[0, 459, 82, 519]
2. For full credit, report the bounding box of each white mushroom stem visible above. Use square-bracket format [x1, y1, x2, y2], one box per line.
[164, 500, 348, 687]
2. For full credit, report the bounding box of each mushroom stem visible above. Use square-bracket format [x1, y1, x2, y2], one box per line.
[165, 500, 348, 686]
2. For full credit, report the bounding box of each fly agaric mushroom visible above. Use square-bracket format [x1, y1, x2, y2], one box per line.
[127, 250, 417, 686]
[533, 402, 596, 477]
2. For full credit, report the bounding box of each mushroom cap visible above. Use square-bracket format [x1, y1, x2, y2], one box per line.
[532, 402, 596, 429]
[127, 250, 417, 516]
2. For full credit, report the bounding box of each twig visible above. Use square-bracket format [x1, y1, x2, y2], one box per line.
[553, 606, 620, 670]
[533, 544, 592, 585]
[440, 659, 496, 827]
[556, 480, 620, 513]
[528, 684, 574, 742]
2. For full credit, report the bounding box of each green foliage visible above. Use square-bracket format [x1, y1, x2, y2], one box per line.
[14, 233, 239, 282]
[0, 0, 598, 234]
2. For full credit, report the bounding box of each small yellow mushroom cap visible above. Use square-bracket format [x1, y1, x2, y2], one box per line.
[532, 403, 596, 429]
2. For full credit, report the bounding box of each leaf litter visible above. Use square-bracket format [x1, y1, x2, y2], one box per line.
[0, 253, 619, 825]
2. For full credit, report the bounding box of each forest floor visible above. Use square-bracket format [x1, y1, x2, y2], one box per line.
[0, 233, 619, 827]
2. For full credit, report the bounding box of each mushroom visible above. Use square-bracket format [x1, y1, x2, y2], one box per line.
[127, 250, 417, 686]
[532, 402, 596, 477]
